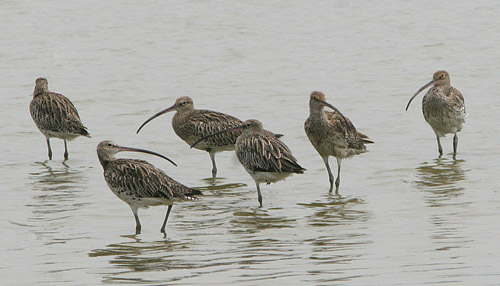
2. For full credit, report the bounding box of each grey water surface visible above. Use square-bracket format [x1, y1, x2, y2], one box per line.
[2, 0, 500, 285]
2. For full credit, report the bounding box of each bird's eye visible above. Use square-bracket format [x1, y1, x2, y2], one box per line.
[107, 143, 113, 147]
[181, 101, 187, 105]
[246, 123, 251, 127]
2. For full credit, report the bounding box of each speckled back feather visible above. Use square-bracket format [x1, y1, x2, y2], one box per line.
[236, 133, 305, 174]
[103, 159, 200, 202]
[30, 92, 89, 137]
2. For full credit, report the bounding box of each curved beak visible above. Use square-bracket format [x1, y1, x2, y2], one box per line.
[136, 103, 177, 134]
[317, 99, 351, 129]
[406, 79, 436, 111]
[190, 125, 243, 149]
[118, 145, 177, 167]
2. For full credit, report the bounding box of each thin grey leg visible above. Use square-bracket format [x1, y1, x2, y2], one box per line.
[129, 204, 141, 234]
[161, 205, 173, 235]
[46, 137, 52, 160]
[209, 150, 217, 178]
[256, 181, 263, 207]
[436, 135, 443, 157]
[63, 140, 69, 160]
[335, 157, 342, 193]
[322, 156, 334, 192]
[453, 133, 458, 159]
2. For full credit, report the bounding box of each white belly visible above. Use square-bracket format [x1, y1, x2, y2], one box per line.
[250, 171, 294, 184]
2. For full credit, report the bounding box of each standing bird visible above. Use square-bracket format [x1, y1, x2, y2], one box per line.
[406, 70, 466, 158]
[136, 96, 281, 178]
[191, 119, 305, 207]
[97, 140, 201, 235]
[30, 77, 90, 160]
[304, 91, 373, 192]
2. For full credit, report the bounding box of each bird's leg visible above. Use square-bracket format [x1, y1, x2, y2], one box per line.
[335, 158, 342, 193]
[129, 204, 141, 234]
[208, 150, 217, 178]
[160, 205, 173, 236]
[63, 140, 69, 160]
[46, 137, 52, 160]
[322, 156, 334, 192]
[436, 135, 443, 157]
[453, 133, 458, 159]
[255, 181, 263, 207]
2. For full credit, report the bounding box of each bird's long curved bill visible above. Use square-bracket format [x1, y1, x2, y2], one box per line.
[406, 79, 436, 111]
[118, 146, 177, 167]
[190, 126, 242, 149]
[136, 104, 177, 134]
[318, 99, 350, 127]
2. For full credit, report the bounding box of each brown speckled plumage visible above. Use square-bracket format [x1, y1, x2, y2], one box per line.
[137, 96, 282, 178]
[304, 91, 372, 192]
[30, 77, 90, 160]
[97, 140, 200, 235]
[192, 119, 304, 207]
[406, 70, 466, 158]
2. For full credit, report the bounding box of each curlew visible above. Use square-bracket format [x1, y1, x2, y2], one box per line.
[30, 77, 90, 160]
[191, 119, 304, 207]
[136, 96, 281, 178]
[97, 140, 201, 235]
[406, 70, 466, 158]
[304, 91, 373, 192]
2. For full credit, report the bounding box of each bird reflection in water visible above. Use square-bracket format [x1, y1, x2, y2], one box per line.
[299, 193, 370, 227]
[27, 161, 89, 238]
[416, 158, 470, 254]
[89, 237, 194, 283]
[299, 193, 371, 276]
[229, 207, 297, 235]
[415, 157, 467, 205]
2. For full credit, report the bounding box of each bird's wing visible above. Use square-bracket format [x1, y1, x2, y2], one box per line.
[451, 88, 466, 116]
[325, 111, 372, 147]
[186, 110, 243, 146]
[30, 92, 89, 136]
[105, 159, 198, 200]
[236, 134, 304, 173]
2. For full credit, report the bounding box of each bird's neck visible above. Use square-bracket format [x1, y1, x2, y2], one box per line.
[33, 86, 48, 96]
[175, 107, 195, 118]
[434, 85, 452, 97]
[310, 105, 327, 119]
[97, 153, 114, 166]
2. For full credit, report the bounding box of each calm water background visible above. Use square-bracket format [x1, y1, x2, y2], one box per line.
[2, 0, 500, 285]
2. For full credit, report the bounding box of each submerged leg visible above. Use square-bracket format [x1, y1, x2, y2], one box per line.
[129, 204, 141, 234]
[208, 150, 217, 178]
[46, 137, 52, 160]
[436, 135, 443, 157]
[453, 133, 458, 159]
[322, 156, 334, 192]
[255, 181, 263, 207]
[160, 205, 173, 235]
[63, 140, 69, 160]
[335, 158, 342, 193]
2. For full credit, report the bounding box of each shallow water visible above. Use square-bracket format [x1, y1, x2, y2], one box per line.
[2, 1, 500, 285]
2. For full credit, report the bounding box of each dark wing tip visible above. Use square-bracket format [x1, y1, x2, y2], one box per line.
[190, 189, 202, 196]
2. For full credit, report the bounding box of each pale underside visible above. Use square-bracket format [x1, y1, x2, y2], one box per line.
[422, 87, 466, 137]
[305, 111, 368, 160]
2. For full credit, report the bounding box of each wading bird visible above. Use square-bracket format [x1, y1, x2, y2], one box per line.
[30, 77, 90, 160]
[191, 119, 304, 207]
[406, 70, 466, 158]
[97, 140, 201, 235]
[304, 91, 373, 192]
[136, 96, 281, 178]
